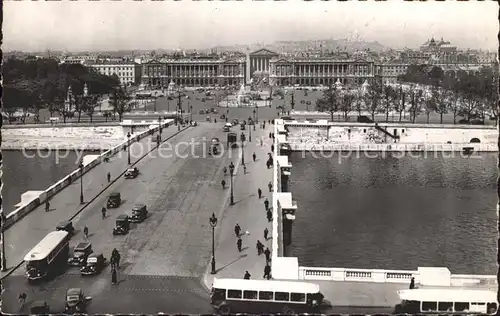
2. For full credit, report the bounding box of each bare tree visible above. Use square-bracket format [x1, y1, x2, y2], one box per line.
[382, 85, 397, 122]
[315, 87, 340, 121]
[431, 86, 448, 124]
[407, 84, 424, 123]
[340, 91, 355, 121]
[362, 83, 382, 122]
[423, 90, 436, 124]
[110, 87, 132, 121]
[85, 95, 99, 123]
[393, 85, 407, 122]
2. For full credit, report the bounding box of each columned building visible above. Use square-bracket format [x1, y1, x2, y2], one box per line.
[248, 49, 279, 84]
[141, 57, 245, 88]
[269, 57, 375, 86]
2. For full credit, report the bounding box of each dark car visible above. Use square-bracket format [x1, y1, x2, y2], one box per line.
[68, 242, 93, 266]
[232, 119, 239, 126]
[81, 253, 106, 276]
[124, 167, 139, 179]
[65, 288, 90, 313]
[107, 192, 121, 208]
[30, 300, 50, 314]
[56, 220, 75, 235]
[199, 109, 205, 114]
[130, 204, 148, 223]
[227, 132, 237, 148]
[113, 215, 130, 235]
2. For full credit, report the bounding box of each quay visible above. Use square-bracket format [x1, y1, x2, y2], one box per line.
[1, 115, 497, 313]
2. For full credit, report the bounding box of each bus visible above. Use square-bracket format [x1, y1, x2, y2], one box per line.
[394, 288, 498, 315]
[24, 231, 70, 282]
[210, 278, 326, 314]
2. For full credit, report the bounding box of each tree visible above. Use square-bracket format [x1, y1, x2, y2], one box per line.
[382, 85, 397, 122]
[315, 87, 340, 121]
[423, 89, 437, 124]
[430, 86, 448, 124]
[85, 95, 99, 123]
[339, 91, 355, 121]
[393, 85, 407, 122]
[354, 90, 364, 116]
[363, 82, 382, 121]
[110, 87, 132, 121]
[407, 84, 424, 123]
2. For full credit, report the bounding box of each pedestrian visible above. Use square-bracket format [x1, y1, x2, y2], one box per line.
[263, 263, 271, 280]
[221, 179, 226, 189]
[111, 267, 117, 285]
[237, 237, 242, 252]
[268, 181, 273, 192]
[264, 247, 271, 263]
[271, 144, 274, 152]
[264, 198, 269, 211]
[18, 292, 27, 308]
[243, 164, 247, 174]
[253, 152, 256, 162]
[269, 132, 272, 139]
[260, 138, 263, 146]
[223, 166, 227, 176]
[45, 200, 50, 212]
[234, 224, 241, 237]
[214, 118, 217, 123]
[101, 207, 106, 219]
[244, 271, 251, 280]
[267, 210, 273, 222]
[107, 172, 111, 183]
[264, 228, 269, 240]
[409, 277, 415, 289]
[83, 225, 89, 240]
[257, 188, 262, 199]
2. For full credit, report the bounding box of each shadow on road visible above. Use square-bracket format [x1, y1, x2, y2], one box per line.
[215, 254, 248, 273]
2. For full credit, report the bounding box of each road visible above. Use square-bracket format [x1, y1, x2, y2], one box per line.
[3, 122, 241, 314]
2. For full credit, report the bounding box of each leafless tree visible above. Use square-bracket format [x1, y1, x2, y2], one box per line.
[362, 82, 382, 122]
[340, 91, 355, 121]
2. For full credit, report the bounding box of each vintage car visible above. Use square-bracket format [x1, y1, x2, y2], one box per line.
[199, 109, 205, 114]
[124, 167, 139, 179]
[65, 288, 91, 313]
[81, 253, 106, 276]
[227, 132, 237, 148]
[232, 119, 239, 126]
[130, 204, 148, 223]
[56, 220, 75, 236]
[223, 123, 231, 132]
[68, 242, 93, 266]
[240, 123, 246, 130]
[113, 215, 130, 235]
[30, 300, 50, 314]
[190, 121, 198, 126]
[107, 192, 121, 208]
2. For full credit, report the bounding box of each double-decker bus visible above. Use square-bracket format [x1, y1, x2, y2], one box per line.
[210, 278, 325, 314]
[24, 231, 70, 282]
[394, 288, 498, 315]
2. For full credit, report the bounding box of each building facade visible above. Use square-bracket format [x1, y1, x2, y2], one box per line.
[374, 62, 409, 84]
[269, 56, 376, 86]
[85, 61, 141, 85]
[141, 57, 245, 88]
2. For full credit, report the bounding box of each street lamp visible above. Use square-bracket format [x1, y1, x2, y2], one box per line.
[229, 162, 235, 205]
[158, 116, 162, 135]
[240, 132, 246, 166]
[209, 213, 218, 274]
[190, 104, 193, 122]
[79, 162, 84, 204]
[127, 132, 131, 164]
[253, 109, 256, 131]
[1, 212, 7, 271]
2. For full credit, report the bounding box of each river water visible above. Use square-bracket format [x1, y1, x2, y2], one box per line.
[3, 150, 97, 214]
[287, 151, 498, 274]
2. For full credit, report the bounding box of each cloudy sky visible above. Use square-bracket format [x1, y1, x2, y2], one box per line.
[4, 0, 498, 52]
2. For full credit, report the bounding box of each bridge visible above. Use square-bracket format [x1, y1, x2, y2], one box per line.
[1, 117, 497, 314]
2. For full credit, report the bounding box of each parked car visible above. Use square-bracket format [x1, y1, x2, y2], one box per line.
[80, 253, 106, 276]
[107, 192, 121, 208]
[65, 288, 91, 313]
[130, 204, 148, 223]
[68, 242, 93, 266]
[56, 220, 75, 235]
[124, 167, 139, 179]
[113, 215, 130, 235]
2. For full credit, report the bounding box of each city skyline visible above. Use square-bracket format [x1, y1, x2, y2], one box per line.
[4, 0, 498, 53]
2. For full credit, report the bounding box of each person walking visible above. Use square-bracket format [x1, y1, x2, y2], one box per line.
[256, 240, 264, 255]
[264, 247, 271, 264]
[45, 200, 50, 212]
[257, 188, 262, 199]
[263, 263, 271, 280]
[223, 166, 227, 176]
[268, 181, 273, 192]
[244, 271, 251, 280]
[83, 225, 89, 240]
[264, 228, 269, 240]
[409, 277, 415, 289]
[221, 179, 226, 189]
[252, 152, 256, 162]
[243, 164, 247, 174]
[260, 138, 263, 146]
[264, 198, 269, 211]
[269, 132, 272, 139]
[237, 237, 242, 252]
[107, 172, 111, 183]
[18, 293, 27, 309]
[101, 207, 107, 219]
[271, 144, 274, 152]
[234, 224, 241, 237]
[267, 210, 273, 222]
[111, 267, 117, 285]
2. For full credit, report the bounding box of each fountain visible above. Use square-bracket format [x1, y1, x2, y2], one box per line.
[167, 80, 176, 96]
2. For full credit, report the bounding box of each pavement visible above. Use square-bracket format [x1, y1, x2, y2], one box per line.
[203, 125, 275, 289]
[2, 122, 239, 313]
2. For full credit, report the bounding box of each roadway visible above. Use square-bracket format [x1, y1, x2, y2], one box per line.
[3, 122, 239, 314]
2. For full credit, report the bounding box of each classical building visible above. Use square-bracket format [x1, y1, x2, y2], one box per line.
[269, 56, 375, 86]
[247, 49, 279, 82]
[141, 57, 246, 88]
[85, 60, 142, 85]
[374, 61, 409, 84]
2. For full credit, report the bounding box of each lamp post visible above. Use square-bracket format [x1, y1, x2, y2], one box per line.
[248, 116, 252, 142]
[209, 213, 218, 274]
[229, 162, 235, 205]
[158, 116, 162, 135]
[190, 104, 193, 122]
[1, 212, 7, 271]
[79, 162, 84, 204]
[240, 132, 246, 166]
[127, 132, 131, 164]
[253, 109, 256, 131]
[177, 91, 182, 131]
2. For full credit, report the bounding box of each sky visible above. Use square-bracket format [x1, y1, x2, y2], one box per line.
[3, 0, 498, 52]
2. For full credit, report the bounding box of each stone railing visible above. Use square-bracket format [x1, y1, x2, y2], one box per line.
[290, 142, 498, 152]
[4, 119, 175, 229]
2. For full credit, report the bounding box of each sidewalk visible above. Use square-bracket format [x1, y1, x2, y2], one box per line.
[0, 125, 180, 279]
[204, 125, 275, 288]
